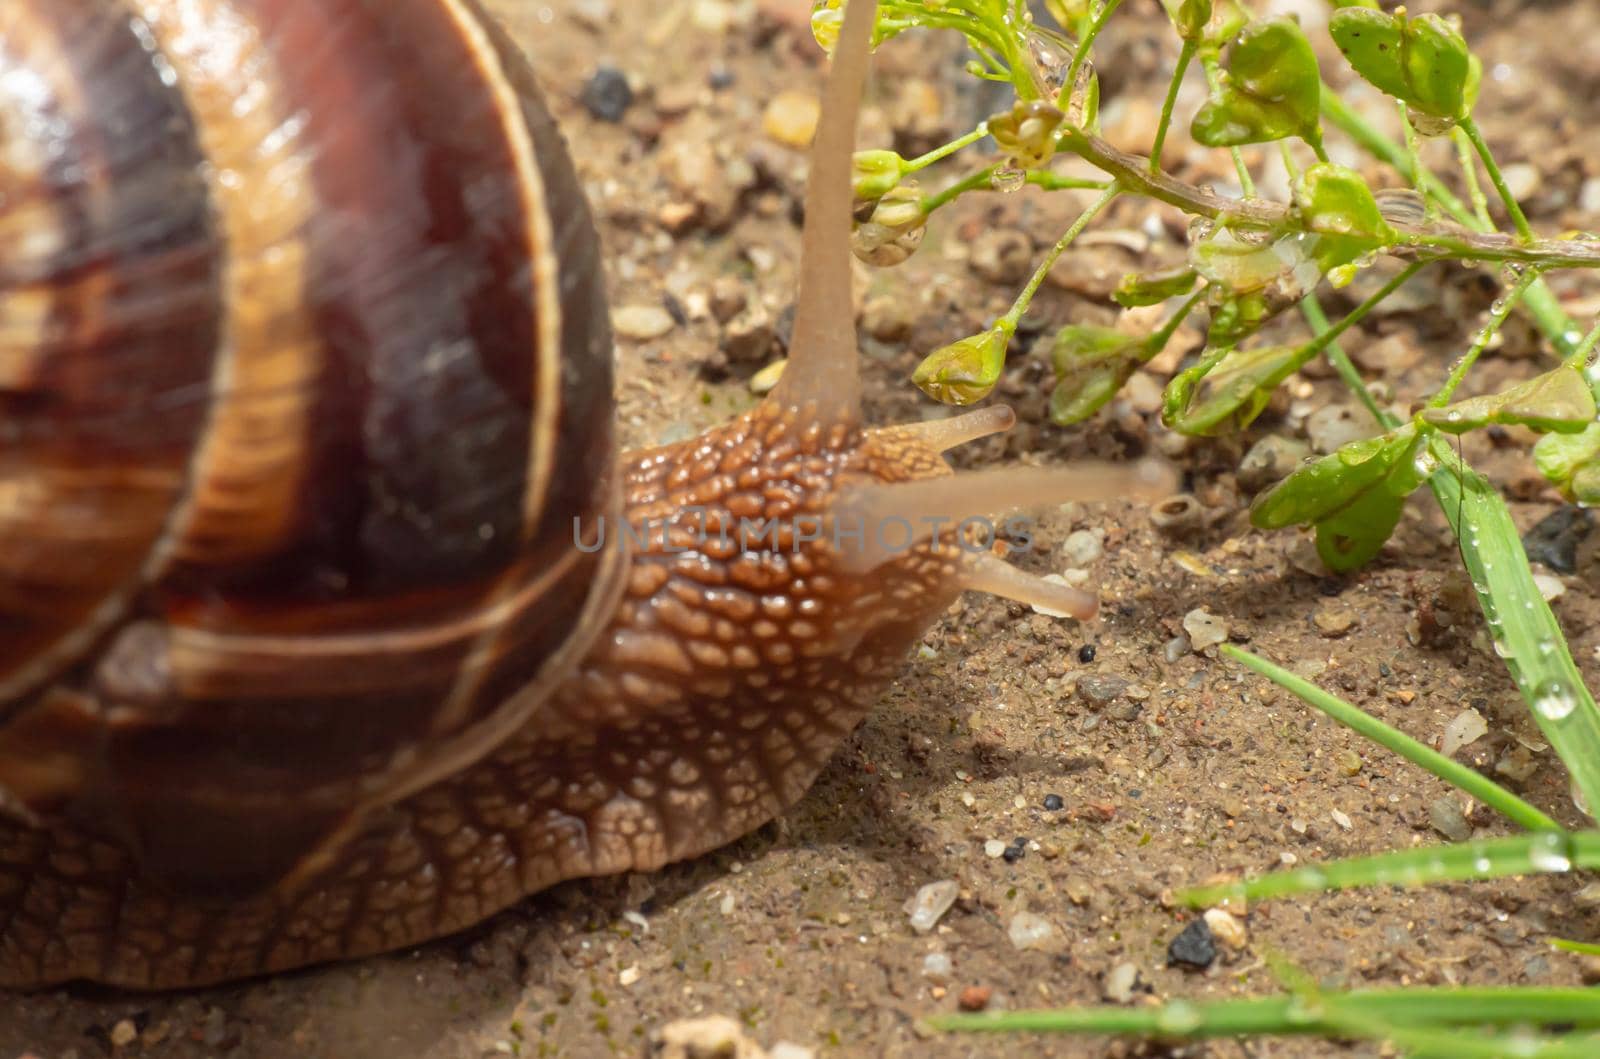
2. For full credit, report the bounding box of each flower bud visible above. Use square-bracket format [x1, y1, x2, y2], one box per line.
[912, 327, 1010, 405]
[987, 101, 1065, 170]
[852, 149, 907, 204]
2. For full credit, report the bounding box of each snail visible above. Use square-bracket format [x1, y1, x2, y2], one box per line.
[0, 0, 1172, 989]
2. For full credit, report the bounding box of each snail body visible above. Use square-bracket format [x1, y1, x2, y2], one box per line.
[0, 0, 1168, 988]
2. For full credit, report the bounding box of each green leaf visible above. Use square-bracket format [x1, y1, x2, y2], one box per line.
[1534, 422, 1600, 505]
[1191, 17, 1322, 148]
[1250, 426, 1426, 571]
[1160, 0, 1212, 41]
[1295, 163, 1395, 273]
[912, 327, 1009, 405]
[1421, 365, 1597, 434]
[1164, 344, 1306, 436]
[1329, 9, 1473, 123]
[1113, 267, 1198, 308]
[1048, 325, 1147, 425]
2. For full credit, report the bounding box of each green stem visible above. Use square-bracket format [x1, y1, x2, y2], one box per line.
[1144, 287, 1205, 356]
[1300, 262, 1427, 362]
[1278, 140, 1300, 183]
[1222, 645, 1562, 833]
[1460, 116, 1534, 243]
[1149, 39, 1197, 174]
[1562, 316, 1600, 370]
[904, 126, 990, 172]
[998, 184, 1120, 331]
[1202, 57, 1256, 196]
[1300, 293, 1390, 427]
[1452, 125, 1494, 229]
[1428, 265, 1541, 406]
[920, 165, 999, 214]
[1026, 171, 1112, 192]
[1059, 0, 1123, 112]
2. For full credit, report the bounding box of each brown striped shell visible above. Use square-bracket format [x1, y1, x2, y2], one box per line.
[0, 0, 621, 899]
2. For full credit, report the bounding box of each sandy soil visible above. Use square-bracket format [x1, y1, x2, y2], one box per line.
[5, 1, 1600, 1056]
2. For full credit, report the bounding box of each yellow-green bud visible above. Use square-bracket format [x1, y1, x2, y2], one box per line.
[987, 101, 1064, 170]
[852, 149, 907, 204]
[911, 327, 1010, 405]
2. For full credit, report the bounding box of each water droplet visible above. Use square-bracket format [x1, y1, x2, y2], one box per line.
[1532, 678, 1577, 722]
[1473, 856, 1492, 873]
[1493, 641, 1512, 659]
[1284, 996, 1325, 1025]
[1527, 832, 1572, 873]
[1572, 777, 1593, 821]
[1156, 1000, 1203, 1034]
[990, 166, 1025, 193]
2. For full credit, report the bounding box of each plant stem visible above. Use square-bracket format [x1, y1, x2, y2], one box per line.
[1452, 126, 1494, 229]
[1428, 265, 1541, 406]
[998, 184, 1120, 330]
[1059, 0, 1123, 112]
[1460, 116, 1534, 242]
[1562, 316, 1600, 370]
[1145, 287, 1205, 356]
[1149, 39, 1197, 174]
[1300, 262, 1427, 363]
[1201, 56, 1256, 196]
[921, 165, 999, 214]
[1299, 293, 1390, 427]
[905, 126, 991, 172]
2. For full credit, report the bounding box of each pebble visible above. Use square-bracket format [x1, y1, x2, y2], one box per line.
[1078, 673, 1131, 705]
[921, 952, 954, 984]
[1306, 403, 1375, 454]
[651, 1015, 762, 1059]
[1336, 749, 1363, 776]
[1182, 608, 1228, 650]
[721, 308, 777, 363]
[1330, 808, 1353, 830]
[968, 229, 1034, 285]
[1312, 604, 1358, 637]
[983, 838, 1007, 858]
[110, 1021, 138, 1048]
[762, 90, 821, 147]
[1440, 707, 1488, 758]
[1521, 507, 1591, 575]
[957, 985, 992, 1012]
[620, 963, 642, 986]
[770, 1044, 816, 1059]
[1351, 332, 1424, 375]
[1533, 573, 1566, 602]
[905, 880, 960, 934]
[1430, 795, 1473, 842]
[1078, 644, 1097, 664]
[1149, 494, 1204, 536]
[1103, 961, 1141, 1003]
[661, 139, 737, 230]
[1043, 793, 1065, 811]
[1166, 918, 1217, 969]
[1163, 635, 1190, 663]
[1237, 435, 1310, 491]
[614, 305, 676, 341]
[1062, 530, 1104, 565]
[579, 65, 633, 122]
[1006, 911, 1056, 951]
[1499, 162, 1539, 203]
[1001, 841, 1025, 864]
[861, 295, 914, 342]
[1203, 907, 1248, 950]
[1582, 176, 1600, 215]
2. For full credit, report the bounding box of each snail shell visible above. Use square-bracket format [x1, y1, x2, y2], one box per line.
[0, 0, 1171, 989]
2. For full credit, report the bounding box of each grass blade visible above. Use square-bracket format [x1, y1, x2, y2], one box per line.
[1220, 644, 1560, 831]
[1178, 831, 1599, 907]
[1429, 447, 1600, 818]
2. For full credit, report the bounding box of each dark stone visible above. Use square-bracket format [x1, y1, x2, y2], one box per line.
[1078, 644, 1097, 663]
[1521, 506, 1592, 575]
[1001, 844, 1025, 864]
[1166, 918, 1216, 969]
[579, 66, 633, 122]
[1043, 793, 1065, 811]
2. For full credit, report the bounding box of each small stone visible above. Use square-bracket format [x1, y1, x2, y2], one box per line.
[957, 985, 992, 1012]
[620, 963, 642, 986]
[1001, 843, 1025, 863]
[905, 880, 960, 934]
[1351, 332, 1424, 375]
[661, 138, 737, 230]
[1330, 808, 1353, 830]
[1306, 403, 1376, 454]
[720, 307, 776, 363]
[1521, 507, 1591, 575]
[1103, 961, 1141, 1003]
[1499, 162, 1539, 203]
[1336, 749, 1363, 776]
[762, 90, 821, 148]
[651, 1015, 762, 1059]
[1078, 673, 1131, 705]
[1440, 707, 1488, 758]
[1123, 371, 1165, 414]
[968, 230, 1034, 285]
[1237, 435, 1311, 492]
[1576, 882, 1600, 909]
[1533, 573, 1566, 602]
[1007, 911, 1056, 951]
[110, 1021, 138, 1048]
[708, 278, 748, 324]
[1495, 745, 1540, 784]
[1163, 635, 1190, 662]
[922, 951, 954, 984]
[579, 65, 633, 122]
[769, 1043, 816, 1059]
[1077, 644, 1097, 664]
[1582, 177, 1600, 215]
[1166, 918, 1217, 969]
[1150, 494, 1204, 536]
[1062, 530, 1104, 565]
[1182, 608, 1228, 651]
[614, 305, 676, 341]
[861, 294, 914, 342]
[1203, 908, 1248, 950]
[1430, 795, 1473, 842]
[1312, 604, 1358, 637]
[983, 838, 1007, 858]
[1042, 793, 1065, 811]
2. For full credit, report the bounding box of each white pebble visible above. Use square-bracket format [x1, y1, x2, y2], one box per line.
[619, 963, 641, 986]
[613, 304, 676, 340]
[1440, 707, 1488, 758]
[922, 951, 954, 984]
[1061, 529, 1104, 565]
[1103, 961, 1141, 1003]
[904, 880, 960, 934]
[1532, 573, 1566, 602]
[983, 838, 1007, 858]
[770, 1044, 816, 1059]
[1007, 910, 1056, 951]
[1330, 808, 1353, 831]
[1182, 607, 1229, 650]
[1203, 908, 1248, 950]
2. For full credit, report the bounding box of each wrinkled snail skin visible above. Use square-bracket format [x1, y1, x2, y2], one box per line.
[0, 0, 1164, 989]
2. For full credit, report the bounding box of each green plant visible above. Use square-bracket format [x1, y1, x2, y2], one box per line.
[812, 0, 1600, 1052]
